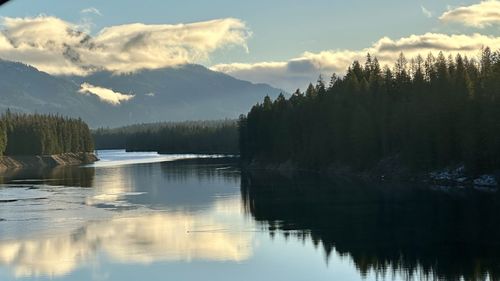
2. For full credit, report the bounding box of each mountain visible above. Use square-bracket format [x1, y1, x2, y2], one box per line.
[0, 60, 282, 127]
[0, 60, 111, 125]
[69, 64, 282, 126]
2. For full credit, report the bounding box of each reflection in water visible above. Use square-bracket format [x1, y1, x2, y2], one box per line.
[99, 158, 241, 212]
[159, 158, 241, 183]
[0, 211, 251, 278]
[0, 166, 95, 187]
[91, 150, 233, 168]
[5, 151, 500, 280]
[86, 166, 134, 206]
[242, 171, 500, 281]
[0, 154, 250, 279]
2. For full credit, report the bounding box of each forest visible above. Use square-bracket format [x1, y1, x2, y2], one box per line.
[0, 111, 94, 156]
[94, 120, 238, 154]
[239, 48, 500, 174]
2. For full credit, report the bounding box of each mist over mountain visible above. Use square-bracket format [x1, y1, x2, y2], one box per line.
[0, 60, 281, 127]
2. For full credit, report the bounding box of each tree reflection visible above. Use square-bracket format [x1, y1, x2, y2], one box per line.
[0, 166, 95, 187]
[242, 171, 500, 281]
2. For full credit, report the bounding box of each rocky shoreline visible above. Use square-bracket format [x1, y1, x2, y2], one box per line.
[0, 153, 98, 171]
[244, 158, 499, 188]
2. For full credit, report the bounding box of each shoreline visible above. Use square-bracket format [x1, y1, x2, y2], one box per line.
[243, 159, 500, 188]
[0, 153, 98, 171]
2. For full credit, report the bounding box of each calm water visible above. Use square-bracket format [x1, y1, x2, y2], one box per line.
[0, 150, 499, 281]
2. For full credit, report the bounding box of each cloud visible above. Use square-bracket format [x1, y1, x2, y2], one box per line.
[79, 83, 135, 105]
[80, 7, 102, 16]
[421, 5, 433, 18]
[212, 33, 500, 91]
[440, 0, 500, 28]
[0, 16, 250, 75]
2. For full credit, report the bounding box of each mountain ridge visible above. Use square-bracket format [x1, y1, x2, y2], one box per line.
[0, 60, 282, 127]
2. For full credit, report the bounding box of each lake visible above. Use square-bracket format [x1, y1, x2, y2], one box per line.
[0, 150, 499, 281]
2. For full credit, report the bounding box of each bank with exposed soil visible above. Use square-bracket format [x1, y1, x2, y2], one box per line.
[0, 153, 98, 171]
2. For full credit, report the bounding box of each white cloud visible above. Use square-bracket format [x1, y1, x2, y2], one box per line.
[212, 33, 500, 91]
[79, 83, 135, 105]
[421, 5, 433, 18]
[440, 0, 500, 28]
[81, 7, 102, 16]
[0, 16, 250, 75]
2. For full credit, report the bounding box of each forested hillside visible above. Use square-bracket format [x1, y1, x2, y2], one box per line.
[0, 60, 110, 126]
[68, 64, 282, 126]
[0, 111, 94, 156]
[239, 48, 500, 175]
[0, 60, 281, 128]
[94, 120, 238, 154]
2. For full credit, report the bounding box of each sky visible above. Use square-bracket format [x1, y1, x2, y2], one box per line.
[0, 0, 499, 91]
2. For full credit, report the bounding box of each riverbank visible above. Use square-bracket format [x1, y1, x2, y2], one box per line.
[244, 157, 500, 188]
[0, 153, 98, 171]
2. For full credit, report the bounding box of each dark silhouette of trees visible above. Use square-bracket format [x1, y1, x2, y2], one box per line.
[242, 171, 500, 281]
[0, 111, 94, 155]
[240, 48, 500, 174]
[93, 120, 238, 154]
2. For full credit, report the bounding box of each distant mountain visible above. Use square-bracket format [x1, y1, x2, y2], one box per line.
[0, 60, 111, 125]
[69, 64, 282, 126]
[0, 60, 282, 127]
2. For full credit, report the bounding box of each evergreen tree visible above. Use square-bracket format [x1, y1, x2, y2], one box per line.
[0, 113, 94, 156]
[239, 49, 500, 175]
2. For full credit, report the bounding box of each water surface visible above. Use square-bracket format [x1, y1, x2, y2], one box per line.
[0, 150, 499, 281]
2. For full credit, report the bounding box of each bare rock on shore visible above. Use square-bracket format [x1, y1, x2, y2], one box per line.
[473, 175, 498, 187]
[0, 153, 98, 171]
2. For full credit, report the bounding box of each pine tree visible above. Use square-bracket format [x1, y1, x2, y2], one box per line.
[239, 49, 500, 175]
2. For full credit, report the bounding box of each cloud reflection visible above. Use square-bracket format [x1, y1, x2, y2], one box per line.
[0, 211, 252, 278]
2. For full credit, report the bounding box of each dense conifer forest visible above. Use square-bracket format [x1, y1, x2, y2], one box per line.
[0, 111, 94, 156]
[239, 48, 500, 174]
[93, 120, 238, 154]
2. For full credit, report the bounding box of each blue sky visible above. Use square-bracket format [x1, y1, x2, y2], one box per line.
[0, 0, 499, 90]
[0, 0, 486, 63]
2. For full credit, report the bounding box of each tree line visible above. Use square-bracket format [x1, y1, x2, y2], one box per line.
[239, 48, 500, 174]
[0, 111, 94, 156]
[93, 120, 238, 154]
